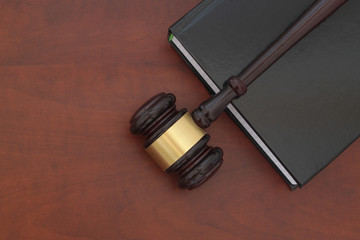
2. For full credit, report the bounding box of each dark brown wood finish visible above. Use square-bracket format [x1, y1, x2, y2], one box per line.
[192, 76, 247, 128]
[192, 0, 347, 129]
[130, 93, 223, 189]
[0, 1, 359, 240]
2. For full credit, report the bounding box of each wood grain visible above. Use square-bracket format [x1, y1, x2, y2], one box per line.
[0, 1, 359, 240]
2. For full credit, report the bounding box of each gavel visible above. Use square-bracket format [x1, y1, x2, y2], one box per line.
[130, 0, 347, 189]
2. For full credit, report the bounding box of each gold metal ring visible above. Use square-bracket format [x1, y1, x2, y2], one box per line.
[146, 112, 206, 170]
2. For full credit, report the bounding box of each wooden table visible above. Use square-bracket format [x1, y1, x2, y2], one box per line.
[1, 1, 359, 239]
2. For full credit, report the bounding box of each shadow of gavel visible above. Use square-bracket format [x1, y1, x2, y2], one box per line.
[130, 0, 347, 189]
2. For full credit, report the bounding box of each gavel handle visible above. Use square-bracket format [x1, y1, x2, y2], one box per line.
[192, 0, 347, 129]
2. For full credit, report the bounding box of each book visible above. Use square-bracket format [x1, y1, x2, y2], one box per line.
[168, 0, 360, 189]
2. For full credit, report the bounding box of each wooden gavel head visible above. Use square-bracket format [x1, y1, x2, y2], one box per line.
[130, 77, 246, 189]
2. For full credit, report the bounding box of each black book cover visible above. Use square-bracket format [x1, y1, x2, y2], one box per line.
[168, 0, 360, 189]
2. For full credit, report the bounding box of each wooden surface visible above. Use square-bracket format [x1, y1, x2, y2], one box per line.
[0, 1, 359, 239]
